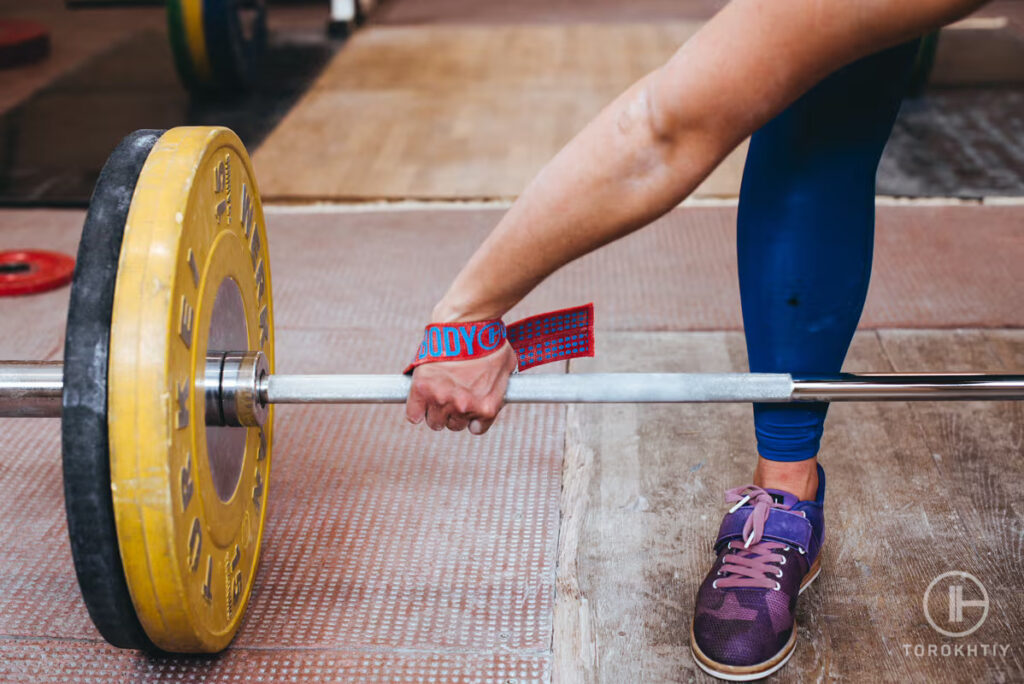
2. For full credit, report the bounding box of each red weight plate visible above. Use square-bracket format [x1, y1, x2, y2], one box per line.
[0, 19, 51, 69]
[0, 250, 74, 296]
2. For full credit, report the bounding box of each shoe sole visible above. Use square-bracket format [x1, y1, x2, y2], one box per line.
[689, 554, 821, 682]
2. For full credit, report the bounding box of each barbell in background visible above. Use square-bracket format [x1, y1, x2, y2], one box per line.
[1, 127, 1021, 655]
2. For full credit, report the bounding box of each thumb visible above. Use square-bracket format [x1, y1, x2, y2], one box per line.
[405, 385, 427, 424]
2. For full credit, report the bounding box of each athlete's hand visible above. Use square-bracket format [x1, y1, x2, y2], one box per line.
[405, 341, 518, 434]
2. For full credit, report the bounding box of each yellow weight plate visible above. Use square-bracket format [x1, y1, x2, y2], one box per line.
[108, 126, 274, 653]
[181, 0, 213, 85]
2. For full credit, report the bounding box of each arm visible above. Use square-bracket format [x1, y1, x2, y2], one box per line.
[408, 0, 986, 433]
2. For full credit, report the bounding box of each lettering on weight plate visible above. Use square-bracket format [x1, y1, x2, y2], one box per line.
[176, 380, 190, 429]
[214, 155, 231, 193]
[252, 468, 263, 513]
[187, 249, 200, 287]
[227, 545, 242, 615]
[202, 555, 213, 604]
[253, 259, 266, 302]
[248, 224, 261, 269]
[180, 451, 194, 511]
[187, 518, 202, 571]
[214, 198, 228, 225]
[214, 155, 231, 225]
[256, 429, 267, 461]
[179, 295, 195, 349]
[240, 183, 255, 238]
[257, 305, 269, 348]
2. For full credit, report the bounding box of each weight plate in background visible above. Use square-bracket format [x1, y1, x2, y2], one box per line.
[204, 0, 267, 89]
[0, 250, 74, 296]
[167, 0, 267, 93]
[62, 129, 164, 651]
[167, 0, 209, 89]
[0, 19, 51, 69]
[108, 126, 274, 653]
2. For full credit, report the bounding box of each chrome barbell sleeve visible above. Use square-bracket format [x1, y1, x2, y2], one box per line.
[0, 361, 63, 417]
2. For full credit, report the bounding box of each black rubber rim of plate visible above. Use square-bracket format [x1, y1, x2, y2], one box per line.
[62, 129, 165, 651]
[203, 0, 267, 90]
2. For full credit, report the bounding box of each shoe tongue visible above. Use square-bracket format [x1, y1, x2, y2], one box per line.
[764, 488, 799, 507]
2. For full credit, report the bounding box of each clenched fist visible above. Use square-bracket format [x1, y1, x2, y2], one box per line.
[405, 341, 518, 434]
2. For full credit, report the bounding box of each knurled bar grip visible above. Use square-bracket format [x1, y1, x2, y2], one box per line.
[264, 373, 794, 404]
[263, 373, 1024, 404]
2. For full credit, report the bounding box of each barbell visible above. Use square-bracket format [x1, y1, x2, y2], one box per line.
[2, 127, 1021, 654]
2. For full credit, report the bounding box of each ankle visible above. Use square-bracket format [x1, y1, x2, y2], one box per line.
[753, 458, 819, 501]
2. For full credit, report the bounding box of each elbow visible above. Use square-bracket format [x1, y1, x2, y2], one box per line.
[635, 70, 692, 148]
[630, 68, 734, 167]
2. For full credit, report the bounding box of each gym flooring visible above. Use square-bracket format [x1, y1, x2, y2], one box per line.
[1, 0, 1022, 681]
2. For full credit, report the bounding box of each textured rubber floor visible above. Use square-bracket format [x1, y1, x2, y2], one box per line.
[0, 204, 565, 678]
[0, 330, 564, 678]
[1, 204, 1022, 352]
[1, 640, 550, 682]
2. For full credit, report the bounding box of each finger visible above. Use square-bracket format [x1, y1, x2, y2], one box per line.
[446, 414, 470, 432]
[425, 404, 450, 431]
[468, 417, 496, 435]
[405, 387, 429, 424]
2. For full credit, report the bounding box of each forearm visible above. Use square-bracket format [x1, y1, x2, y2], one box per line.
[433, 0, 985, 323]
[433, 73, 721, 322]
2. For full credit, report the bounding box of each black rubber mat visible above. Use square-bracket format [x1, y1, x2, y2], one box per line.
[0, 27, 337, 207]
[880, 86, 1024, 197]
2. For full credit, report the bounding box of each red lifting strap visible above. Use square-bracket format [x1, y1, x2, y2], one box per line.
[404, 303, 594, 374]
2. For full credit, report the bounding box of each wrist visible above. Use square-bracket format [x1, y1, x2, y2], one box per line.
[431, 297, 507, 324]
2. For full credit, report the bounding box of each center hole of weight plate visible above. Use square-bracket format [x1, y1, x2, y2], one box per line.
[204, 277, 249, 502]
[0, 262, 31, 274]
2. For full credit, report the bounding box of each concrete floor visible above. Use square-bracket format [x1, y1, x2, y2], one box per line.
[559, 330, 1024, 682]
[0, 0, 1023, 682]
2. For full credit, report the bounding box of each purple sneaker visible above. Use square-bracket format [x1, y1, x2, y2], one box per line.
[690, 465, 825, 681]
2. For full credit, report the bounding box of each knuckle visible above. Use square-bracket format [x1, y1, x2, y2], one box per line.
[452, 392, 473, 414]
[480, 398, 501, 419]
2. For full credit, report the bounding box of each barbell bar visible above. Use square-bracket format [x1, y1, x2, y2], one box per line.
[7, 127, 1021, 656]
[3, 357, 1024, 424]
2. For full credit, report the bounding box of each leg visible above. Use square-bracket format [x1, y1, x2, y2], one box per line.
[738, 41, 920, 500]
[693, 48, 920, 679]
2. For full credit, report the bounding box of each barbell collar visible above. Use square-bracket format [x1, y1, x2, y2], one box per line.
[219, 350, 270, 427]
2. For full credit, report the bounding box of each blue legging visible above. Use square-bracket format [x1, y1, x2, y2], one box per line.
[738, 41, 919, 462]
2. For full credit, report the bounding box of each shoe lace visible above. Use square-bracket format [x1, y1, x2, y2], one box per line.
[714, 486, 790, 590]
